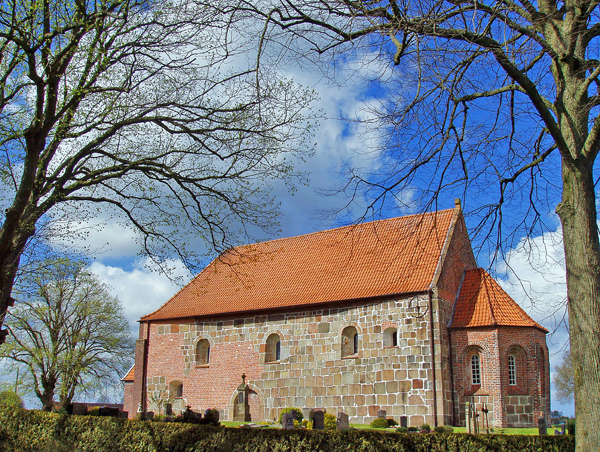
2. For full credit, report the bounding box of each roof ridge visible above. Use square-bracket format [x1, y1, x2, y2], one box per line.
[236, 208, 455, 248]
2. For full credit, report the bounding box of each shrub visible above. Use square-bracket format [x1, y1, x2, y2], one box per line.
[301, 419, 313, 429]
[87, 406, 100, 416]
[433, 426, 446, 434]
[408, 426, 418, 432]
[278, 407, 303, 424]
[567, 418, 576, 435]
[370, 418, 389, 429]
[421, 423, 431, 433]
[396, 426, 408, 433]
[0, 391, 23, 408]
[444, 425, 454, 433]
[387, 418, 398, 427]
[324, 412, 336, 431]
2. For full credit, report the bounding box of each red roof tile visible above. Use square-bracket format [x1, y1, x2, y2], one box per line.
[141, 209, 457, 321]
[450, 268, 547, 332]
[121, 365, 135, 382]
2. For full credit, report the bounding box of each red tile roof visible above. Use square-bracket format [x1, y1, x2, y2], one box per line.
[141, 209, 457, 321]
[121, 365, 135, 382]
[450, 268, 547, 332]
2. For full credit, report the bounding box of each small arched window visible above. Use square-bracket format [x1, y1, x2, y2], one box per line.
[342, 326, 358, 358]
[471, 354, 481, 385]
[266, 333, 281, 363]
[508, 355, 516, 385]
[170, 381, 183, 398]
[383, 327, 398, 347]
[195, 339, 210, 365]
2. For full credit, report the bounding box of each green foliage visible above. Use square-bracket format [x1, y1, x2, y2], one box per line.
[324, 412, 336, 431]
[0, 406, 576, 452]
[396, 427, 408, 433]
[444, 425, 454, 434]
[87, 407, 100, 416]
[278, 407, 303, 424]
[0, 391, 23, 408]
[369, 418, 389, 429]
[567, 418, 576, 435]
[421, 423, 431, 432]
[433, 426, 446, 434]
[387, 418, 398, 427]
[407, 426, 418, 432]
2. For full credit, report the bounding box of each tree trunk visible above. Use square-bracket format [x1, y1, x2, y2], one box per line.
[556, 158, 600, 451]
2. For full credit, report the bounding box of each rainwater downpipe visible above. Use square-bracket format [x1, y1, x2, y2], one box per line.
[428, 290, 438, 427]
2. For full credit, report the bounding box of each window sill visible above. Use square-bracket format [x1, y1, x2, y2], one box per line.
[195, 364, 210, 368]
[265, 360, 281, 364]
[383, 346, 399, 349]
[342, 355, 359, 359]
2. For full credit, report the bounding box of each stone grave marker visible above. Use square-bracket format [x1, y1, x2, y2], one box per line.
[400, 416, 408, 428]
[282, 412, 295, 430]
[538, 416, 547, 435]
[312, 410, 325, 430]
[561, 422, 566, 435]
[336, 412, 349, 430]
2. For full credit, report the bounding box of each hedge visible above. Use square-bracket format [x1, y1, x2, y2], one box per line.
[0, 407, 574, 452]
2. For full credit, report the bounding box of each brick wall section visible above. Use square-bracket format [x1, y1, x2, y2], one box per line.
[143, 294, 444, 426]
[123, 382, 134, 416]
[450, 326, 550, 428]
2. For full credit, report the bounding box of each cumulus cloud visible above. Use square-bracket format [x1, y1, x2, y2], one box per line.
[89, 258, 192, 336]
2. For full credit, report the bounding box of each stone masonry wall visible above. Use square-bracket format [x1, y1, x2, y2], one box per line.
[144, 294, 447, 426]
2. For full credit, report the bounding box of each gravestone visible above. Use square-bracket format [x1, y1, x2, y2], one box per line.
[400, 416, 408, 428]
[312, 410, 325, 430]
[538, 416, 547, 435]
[561, 422, 566, 435]
[336, 412, 349, 430]
[377, 410, 386, 419]
[282, 412, 295, 430]
[99, 407, 120, 417]
[465, 402, 472, 434]
[165, 403, 173, 416]
[233, 373, 251, 422]
[72, 403, 88, 416]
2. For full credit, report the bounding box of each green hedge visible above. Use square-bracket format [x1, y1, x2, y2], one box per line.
[0, 407, 574, 452]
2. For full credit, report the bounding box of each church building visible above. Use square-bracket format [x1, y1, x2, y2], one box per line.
[123, 200, 550, 428]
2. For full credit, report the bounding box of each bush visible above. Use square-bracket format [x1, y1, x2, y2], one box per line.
[567, 418, 576, 435]
[301, 419, 313, 429]
[87, 406, 100, 416]
[278, 407, 303, 424]
[396, 426, 408, 433]
[408, 426, 419, 432]
[324, 412, 336, 431]
[370, 418, 389, 429]
[0, 391, 23, 409]
[0, 406, 576, 452]
[387, 418, 398, 427]
[444, 425, 454, 433]
[421, 423, 431, 433]
[433, 426, 446, 434]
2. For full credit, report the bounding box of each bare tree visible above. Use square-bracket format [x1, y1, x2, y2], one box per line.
[0, 258, 134, 411]
[0, 0, 315, 341]
[554, 349, 575, 405]
[228, 0, 600, 448]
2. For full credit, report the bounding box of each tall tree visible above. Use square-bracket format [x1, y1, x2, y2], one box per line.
[0, 0, 314, 341]
[230, 0, 600, 449]
[0, 259, 134, 411]
[554, 349, 575, 404]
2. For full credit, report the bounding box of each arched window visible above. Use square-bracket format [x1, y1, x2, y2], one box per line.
[195, 339, 210, 365]
[471, 354, 481, 385]
[508, 355, 516, 385]
[342, 326, 358, 358]
[383, 327, 398, 347]
[266, 333, 281, 362]
[170, 381, 183, 398]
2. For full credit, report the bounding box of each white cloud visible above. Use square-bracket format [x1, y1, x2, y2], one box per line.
[89, 258, 192, 336]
